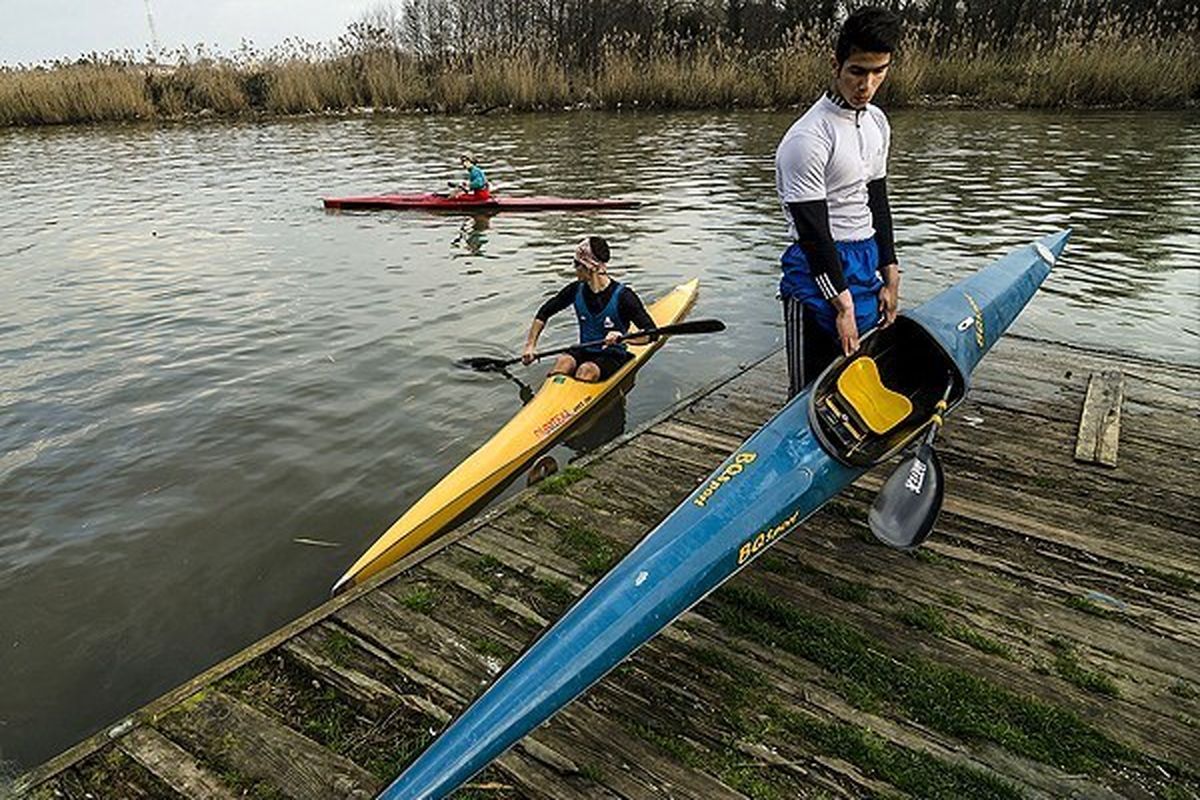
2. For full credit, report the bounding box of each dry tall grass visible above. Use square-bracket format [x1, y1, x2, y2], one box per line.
[1, 22, 1196, 127]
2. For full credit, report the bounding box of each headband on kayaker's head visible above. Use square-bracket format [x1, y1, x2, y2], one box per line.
[574, 237, 609, 274]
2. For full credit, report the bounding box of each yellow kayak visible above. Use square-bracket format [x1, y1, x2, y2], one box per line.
[332, 278, 700, 594]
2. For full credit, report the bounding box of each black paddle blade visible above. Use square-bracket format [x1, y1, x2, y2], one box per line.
[868, 443, 945, 549]
[458, 356, 513, 372]
[662, 318, 724, 335]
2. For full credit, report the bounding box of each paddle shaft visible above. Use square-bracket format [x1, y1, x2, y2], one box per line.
[488, 319, 723, 370]
[922, 379, 956, 444]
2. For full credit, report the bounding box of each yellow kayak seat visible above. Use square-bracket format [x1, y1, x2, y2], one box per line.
[835, 356, 913, 434]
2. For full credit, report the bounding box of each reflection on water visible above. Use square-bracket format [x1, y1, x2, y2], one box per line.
[452, 214, 492, 257]
[561, 383, 630, 455]
[0, 108, 1196, 770]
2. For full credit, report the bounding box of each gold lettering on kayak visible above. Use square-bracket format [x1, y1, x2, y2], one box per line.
[737, 508, 802, 565]
[693, 452, 757, 507]
[963, 292, 985, 349]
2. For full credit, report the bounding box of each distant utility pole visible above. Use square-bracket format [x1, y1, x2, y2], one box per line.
[143, 0, 161, 59]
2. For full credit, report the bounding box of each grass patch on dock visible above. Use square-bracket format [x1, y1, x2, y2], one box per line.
[230, 653, 440, 782]
[1049, 639, 1120, 698]
[773, 710, 1023, 800]
[631, 645, 1018, 800]
[398, 585, 438, 613]
[51, 748, 182, 800]
[826, 578, 872, 604]
[711, 584, 1133, 774]
[630, 723, 707, 767]
[218, 661, 267, 694]
[216, 767, 287, 799]
[1168, 679, 1197, 700]
[537, 465, 587, 495]
[470, 635, 511, 660]
[468, 554, 506, 590]
[1140, 566, 1199, 594]
[1065, 595, 1124, 620]
[554, 520, 619, 576]
[535, 576, 576, 608]
[319, 629, 355, 666]
[577, 762, 606, 782]
[898, 604, 1011, 658]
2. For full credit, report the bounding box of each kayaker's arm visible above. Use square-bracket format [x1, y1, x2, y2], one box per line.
[867, 177, 896, 266]
[867, 177, 900, 326]
[615, 289, 659, 345]
[522, 318, 546, 365]
[534, 283, 576, 323]
[787, 199, 860, 354]
[787, 200, 846, 299]
[525, 284, 577, 364]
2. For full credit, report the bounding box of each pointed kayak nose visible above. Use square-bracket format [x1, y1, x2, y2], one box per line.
[1037, 229, 1071, 264]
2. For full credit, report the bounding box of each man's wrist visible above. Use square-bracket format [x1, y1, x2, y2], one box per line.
[882, 263, 900, 288]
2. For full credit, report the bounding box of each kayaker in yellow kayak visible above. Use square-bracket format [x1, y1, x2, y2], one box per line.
[521, 236, 656, 382]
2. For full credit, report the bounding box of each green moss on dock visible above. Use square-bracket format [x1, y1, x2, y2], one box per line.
[470, 635, 511, 660]
[537, 465, 588, 495]
[710, 584, 1133, 774]
[1065, 595, 1124, 620]
[468, 554, 506, 590]
[554, 520, 619, 576]
[1049, 639, 1120, 698]
[775, 711, 1024, 800]
[898, 603, 1011, 658]
[231, 652, 440, 782]
[398, 585, 438, 613]
[535, 576, 575, 608]
[319, 629, 355, 666]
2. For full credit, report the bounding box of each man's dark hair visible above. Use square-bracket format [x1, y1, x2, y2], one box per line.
[589, 236, 611, 263]
[835, 6, 901, 64]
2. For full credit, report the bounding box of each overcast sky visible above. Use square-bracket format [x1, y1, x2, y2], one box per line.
[0, 0, 384, 65]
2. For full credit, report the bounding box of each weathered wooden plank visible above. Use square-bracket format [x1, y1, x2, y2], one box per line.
[25, 746, 184, 800]
[118, 726, 240, 800]
[156, 690, 379, 800]
[1075, 370, 1126, 467]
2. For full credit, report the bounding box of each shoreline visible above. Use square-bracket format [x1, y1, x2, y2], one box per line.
[4, 95, 1197, 132]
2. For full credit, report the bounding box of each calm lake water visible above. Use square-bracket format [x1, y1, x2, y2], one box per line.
[1, 108, 1197, 771]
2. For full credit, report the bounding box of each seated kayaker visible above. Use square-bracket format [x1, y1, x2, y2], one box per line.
[451, 155, 490, 201]
[522, 236, 656, 383]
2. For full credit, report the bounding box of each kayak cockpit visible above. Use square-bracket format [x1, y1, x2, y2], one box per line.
[810, 316, 966, 467]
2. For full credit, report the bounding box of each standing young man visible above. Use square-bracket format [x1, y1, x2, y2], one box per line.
[775, 6, 902, 396]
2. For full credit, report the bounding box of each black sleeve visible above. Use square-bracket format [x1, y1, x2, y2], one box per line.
[535, 283, 577, 322]
[787, 200, 845, 299]
[867, 177, 897, 266]
[618, 288, 657, 335]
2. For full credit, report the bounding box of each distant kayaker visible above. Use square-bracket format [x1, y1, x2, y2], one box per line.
[521, 236, 656, 382]
[452, 154, 490, 201]
[775, 5, 902, 395]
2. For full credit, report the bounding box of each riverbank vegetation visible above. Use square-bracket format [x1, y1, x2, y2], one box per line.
[1, 0, 1196, 126]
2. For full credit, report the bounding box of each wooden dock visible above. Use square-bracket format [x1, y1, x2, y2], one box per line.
[11, 336, 1200, 800]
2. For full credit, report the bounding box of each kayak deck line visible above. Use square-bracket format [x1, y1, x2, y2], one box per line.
[14, 339, 1200, 800]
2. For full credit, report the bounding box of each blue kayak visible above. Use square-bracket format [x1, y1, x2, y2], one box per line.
[379, 230, 1069, 799]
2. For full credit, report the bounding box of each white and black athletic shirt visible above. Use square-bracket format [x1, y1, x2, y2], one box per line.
[774, 91, 897, 297]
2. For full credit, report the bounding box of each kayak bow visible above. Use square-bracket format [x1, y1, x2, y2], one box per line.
[322, 193, 642, 212]
[332, 279, 700, 595]
[378, 231, 1069, 800]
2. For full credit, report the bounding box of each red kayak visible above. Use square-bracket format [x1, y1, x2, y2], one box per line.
[321, 193, 641, 211]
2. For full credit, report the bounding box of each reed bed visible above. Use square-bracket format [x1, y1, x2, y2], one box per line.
[1, 23, 1196, 127]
